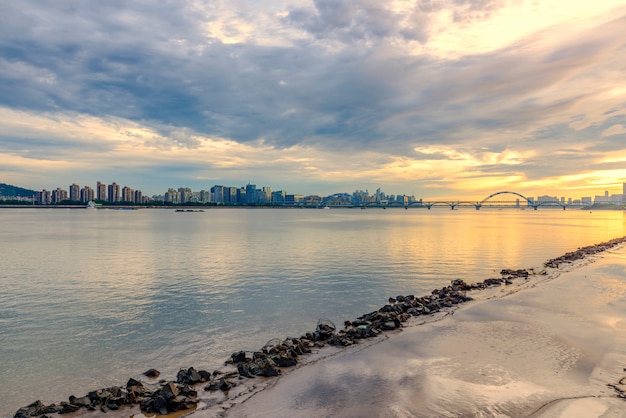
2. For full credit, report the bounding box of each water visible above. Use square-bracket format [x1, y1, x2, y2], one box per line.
[0, 207, 624, 416]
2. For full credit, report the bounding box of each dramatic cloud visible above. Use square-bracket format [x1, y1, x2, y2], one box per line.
[0, 0, 625, 198]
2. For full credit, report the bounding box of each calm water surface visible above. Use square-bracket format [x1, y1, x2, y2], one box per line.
[0, 207, 624, 415]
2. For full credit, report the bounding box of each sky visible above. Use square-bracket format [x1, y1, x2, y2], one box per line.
[1, 0, 625, 200]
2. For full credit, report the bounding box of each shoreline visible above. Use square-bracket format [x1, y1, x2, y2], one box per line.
[222, 241, 626, 417]
[12, 237, 626, 418]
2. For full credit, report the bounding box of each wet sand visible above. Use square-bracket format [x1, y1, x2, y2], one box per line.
[196, 245, 626, 417]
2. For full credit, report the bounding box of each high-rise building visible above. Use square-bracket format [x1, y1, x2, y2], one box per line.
[81, 186, 94, 202]
[199, 190, 211, 203]
[96, 181, 107, 201]
[165, 188, 180, 204]
[52, 188, 68, 203]
[262, 187, 272, 203]
[237, 187, 246, 204]
[272, 190, 286, 205]
[36, 189, 52, 204]
[69, 183, 80, 201]
[212, 185, 225, 203]
[246, 183, 257, 204]
[108, 182, 120, 202]
[223, 187, 237, 204]
[134, 190, 143, 203]
[122, 186, 134, 202]
[178, 187, 192, 204]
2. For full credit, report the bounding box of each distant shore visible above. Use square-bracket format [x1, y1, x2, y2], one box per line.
[1, 204, 624, 211]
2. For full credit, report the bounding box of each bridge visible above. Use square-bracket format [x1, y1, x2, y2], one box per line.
[320, 191, 576, 210]
[411, 191, 572, 210]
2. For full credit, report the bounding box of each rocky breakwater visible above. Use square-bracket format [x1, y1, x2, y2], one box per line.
[11, 273, 523, 417]
[543, 237, 626, 268]
[13, 236, 626, 418]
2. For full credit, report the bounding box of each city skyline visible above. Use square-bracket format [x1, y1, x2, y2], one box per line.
[24, 179, 626, 207]
[1, 2, 625, 199]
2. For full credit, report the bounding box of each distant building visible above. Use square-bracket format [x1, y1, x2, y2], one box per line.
[36, 189, 52, 204]
[134, 190, 143, 203]
[165, 188, 180, 204]
[179, 187, 193, 204]
[69, 183, 80, 201]
[199, 190, 211, 203]
[108, 182, 120, 202]
[594, 191, 611, 205]
[224, 187, 237, 204]
[236, 187, 246, 204]
[52, 187, 68, 203]
[122, 186, 134, 202]
[537, 195, 559, 204]
[303, 195, 322, 206]
[272, 190, 286, 205]
[96, 181, 107, 201]
[285, 194, 304, 205]
[246, 184, 257, 204]
[212, 185, 224, 204]
[81, 186, 94, 202]
[262, 187, 272, 203]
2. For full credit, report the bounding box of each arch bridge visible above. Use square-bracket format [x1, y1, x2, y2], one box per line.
[478, 191, 569, 210]
[412, 191, 570, 210]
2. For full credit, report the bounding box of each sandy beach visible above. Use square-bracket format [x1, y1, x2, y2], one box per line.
[186, 244, 626, 418]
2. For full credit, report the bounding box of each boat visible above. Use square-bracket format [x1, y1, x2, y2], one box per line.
[86, 201, 102, 209]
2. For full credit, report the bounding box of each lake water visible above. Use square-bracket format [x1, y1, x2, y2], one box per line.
[1, 207, 625, 416]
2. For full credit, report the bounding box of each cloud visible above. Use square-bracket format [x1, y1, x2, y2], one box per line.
[602, 124, 626, 138]
[0, 1, 625, 198]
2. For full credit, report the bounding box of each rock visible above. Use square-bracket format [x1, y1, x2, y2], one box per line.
[161, 382, 179, 399]
[126, 377, 143, 388]
[69, 396, 91, 407]
[231, 351, 247, 363]
[60, 402, 81, 413]
[204, 378, 235, 392]
[148, 395, 168, 415]
[382, 321, 396, 330]
[177, 367, 206, 384]
[143, 368, 160, 378]
[138, 381, 197, 415]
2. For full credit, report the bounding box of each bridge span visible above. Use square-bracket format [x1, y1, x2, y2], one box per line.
[412, 191, 572, 210]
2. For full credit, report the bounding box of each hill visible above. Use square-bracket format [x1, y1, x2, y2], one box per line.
[0, 183, 37, 197]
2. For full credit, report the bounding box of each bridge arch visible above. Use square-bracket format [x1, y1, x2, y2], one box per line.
[480, 191, 533, 205]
